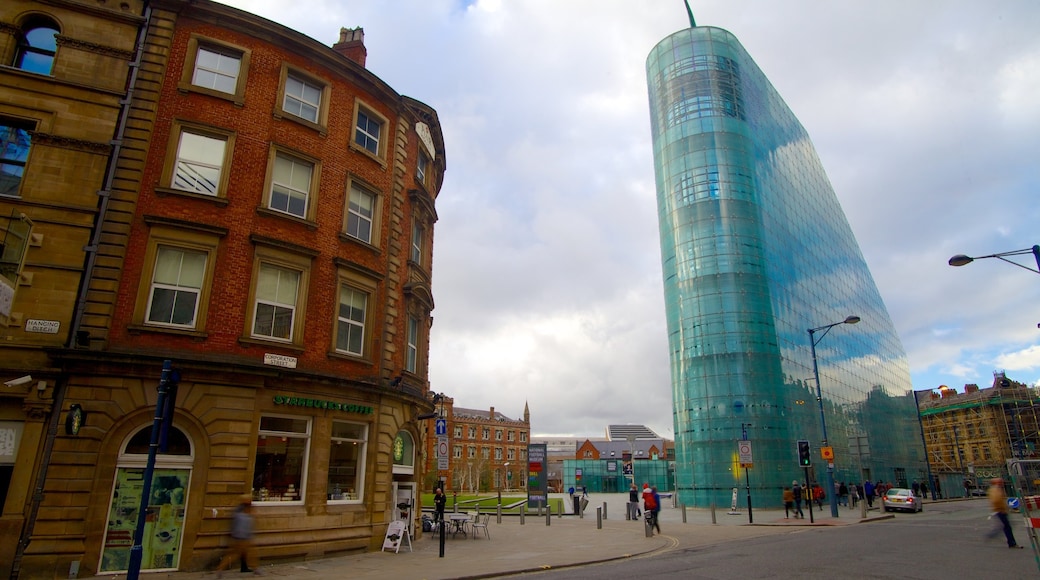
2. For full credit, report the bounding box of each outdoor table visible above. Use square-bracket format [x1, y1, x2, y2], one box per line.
[448, 513, 470, 537]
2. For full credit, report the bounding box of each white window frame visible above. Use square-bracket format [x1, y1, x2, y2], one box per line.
[283, 74, 322, 123]
[192, 45, 241, 95]
[172, 130, 227, 196]
[269, 152, 313, 219]
[354, 108, 382, 156]
[410, 222, 423, 264]
[346, 183, 375, 243]
[145, 245, 206, 328]
[406, 316, 419, 373]
[252, 263, 300, 342]
[335, 285, 367, 356]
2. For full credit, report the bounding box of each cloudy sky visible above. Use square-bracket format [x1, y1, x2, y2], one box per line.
[217, 0, 1040, 438]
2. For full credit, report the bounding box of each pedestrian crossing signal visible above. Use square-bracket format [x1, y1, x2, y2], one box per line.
[797, 440, 812, 467]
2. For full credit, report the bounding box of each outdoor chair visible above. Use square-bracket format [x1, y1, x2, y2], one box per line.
[471, 512, 490, 540]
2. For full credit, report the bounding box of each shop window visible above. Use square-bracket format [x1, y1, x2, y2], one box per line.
[14, 17, 58, 75]
[0, 119, 33, 197]
[253, 415, 309, 503]
[101, 425, 192, 573]
[328, 421, 366, 502]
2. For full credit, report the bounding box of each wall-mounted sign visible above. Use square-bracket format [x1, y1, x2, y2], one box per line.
[272, 395, 373, 415]
[25, 319, 60, 334]
[264, 353, 297, 368]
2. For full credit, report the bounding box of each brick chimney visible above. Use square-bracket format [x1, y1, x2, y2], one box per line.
[489, 406, 495, 420]
[333, 27, 367, 67]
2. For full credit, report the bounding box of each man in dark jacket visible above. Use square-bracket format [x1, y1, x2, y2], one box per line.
[433, 488, 446, 523]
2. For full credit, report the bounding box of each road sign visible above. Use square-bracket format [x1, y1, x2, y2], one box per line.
[435, 418, 447, 436]
[437, 436, 449, 470]
[821, 446, 834, 460]
[738, 439, 753, 468]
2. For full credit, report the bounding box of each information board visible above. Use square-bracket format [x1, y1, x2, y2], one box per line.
[527, 443, 547, 509]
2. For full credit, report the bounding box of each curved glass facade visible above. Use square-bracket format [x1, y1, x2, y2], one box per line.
[647, 27, 926, 507]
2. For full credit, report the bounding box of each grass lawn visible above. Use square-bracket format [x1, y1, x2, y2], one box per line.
[419, 493, 563, 514]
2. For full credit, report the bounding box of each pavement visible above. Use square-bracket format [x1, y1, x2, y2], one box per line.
[85, 493, 907, 580]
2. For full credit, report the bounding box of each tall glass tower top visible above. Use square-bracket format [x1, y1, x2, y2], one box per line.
[647, 26, 925, 506]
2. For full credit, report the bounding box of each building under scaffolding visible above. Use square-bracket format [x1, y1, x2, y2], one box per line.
[918, 372, 1040, 496]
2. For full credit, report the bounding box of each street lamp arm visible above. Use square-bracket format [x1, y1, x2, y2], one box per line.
[948, 245, 1040, 274]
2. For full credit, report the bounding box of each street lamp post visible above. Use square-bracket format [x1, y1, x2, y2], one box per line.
[948, 245, 1040, 274]
[809, 315, 861, 519]
[912, 390, 938, 501]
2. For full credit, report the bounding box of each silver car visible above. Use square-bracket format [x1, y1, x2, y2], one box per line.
[883, 488, 923, 513]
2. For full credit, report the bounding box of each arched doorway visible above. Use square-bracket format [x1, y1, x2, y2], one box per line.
[99, 425, 194, 573]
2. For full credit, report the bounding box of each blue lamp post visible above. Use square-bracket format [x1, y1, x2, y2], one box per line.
[808, 315, 860, 519]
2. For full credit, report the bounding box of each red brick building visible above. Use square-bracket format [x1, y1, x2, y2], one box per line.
[421, 396, 530, 493]
[4, 1, 444, 577]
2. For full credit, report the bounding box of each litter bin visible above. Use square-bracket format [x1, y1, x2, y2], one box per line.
[572, 494, 581, 514]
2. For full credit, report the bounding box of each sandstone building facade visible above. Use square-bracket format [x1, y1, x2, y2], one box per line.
[1, 1, 444, 577]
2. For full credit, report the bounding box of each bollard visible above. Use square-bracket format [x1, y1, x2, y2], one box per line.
[602, 501, 608, 520]
[710, 501, 717, 524]
[682, 504, 687, 523]
[644, 512, 653, 537]
[497, 504, 502, 524]
[557, 499, 562, 518]
[596, 506, 602, 529]
[546, 503, 551, 526]
[579, 501, 583, 519]
[520, 504, 525, 525]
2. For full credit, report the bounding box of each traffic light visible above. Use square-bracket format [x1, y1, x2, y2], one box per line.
[797, 440, 812, 467]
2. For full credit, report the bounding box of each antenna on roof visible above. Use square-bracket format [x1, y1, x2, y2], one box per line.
[683, 0, 697, 28]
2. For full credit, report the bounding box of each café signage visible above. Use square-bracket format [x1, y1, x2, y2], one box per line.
[273, 395, 373, 415]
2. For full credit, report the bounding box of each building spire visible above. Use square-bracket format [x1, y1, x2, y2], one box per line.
[523, 401, 530, 423]
[683, 0, 697, 28]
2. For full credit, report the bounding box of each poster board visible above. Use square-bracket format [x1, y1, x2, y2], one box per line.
[381, 520, 411, 553]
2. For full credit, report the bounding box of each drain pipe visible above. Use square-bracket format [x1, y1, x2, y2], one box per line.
[10, 7, 151, 579]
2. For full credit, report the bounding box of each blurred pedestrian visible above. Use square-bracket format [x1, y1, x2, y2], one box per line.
[650, 486, 662, 533]
[216, 496, 262, 577]
[783, 486, 794, 518]
[986, 478, 1022, 548]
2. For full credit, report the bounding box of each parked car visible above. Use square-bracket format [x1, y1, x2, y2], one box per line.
[883, 488, 923, 513]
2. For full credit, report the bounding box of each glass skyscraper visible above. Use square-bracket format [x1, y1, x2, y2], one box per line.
[647, 25, 926, 508]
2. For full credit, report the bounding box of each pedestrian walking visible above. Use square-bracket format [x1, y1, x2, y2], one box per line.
[216, 496, 262, 577]
[783, 486, 794, 518]
[935, 479, 942, 499]
[921, 480, 929, 499]
[838, 481, 849, 507]
[791, 480, 805, 519]
[864, 480, 875, 508]
[985, 478, 1023, 548]
[912, 480, 920, 497]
